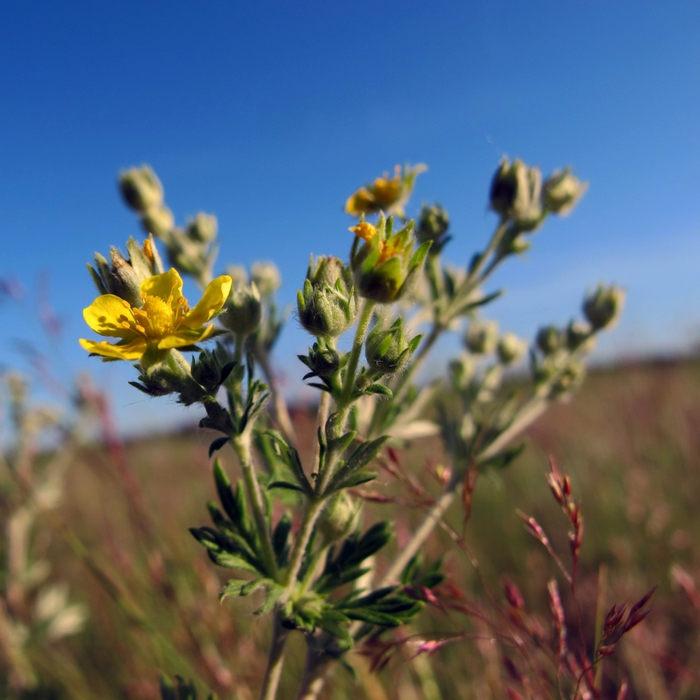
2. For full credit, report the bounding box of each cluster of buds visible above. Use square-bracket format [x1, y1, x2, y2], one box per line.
[297, 255, 357, 338]
[345, 164, 427, 219]
[416, 203, 451, 255]
[349, 216, 431, 304]
[490, 157, 588, 235]
[87, 236, 163, 308]
[365, 317, 421, 376]
[119, 165, 218, 285]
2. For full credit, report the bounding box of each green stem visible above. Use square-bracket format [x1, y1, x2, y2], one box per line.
[232, 434, 279, 581]
[341, 301, 375, 403]
[259, 614, 289, 700]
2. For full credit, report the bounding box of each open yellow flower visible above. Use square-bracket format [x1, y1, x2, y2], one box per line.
[79, 269, 232, 363]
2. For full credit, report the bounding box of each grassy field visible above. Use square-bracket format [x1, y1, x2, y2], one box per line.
[4, 355, 700, 699]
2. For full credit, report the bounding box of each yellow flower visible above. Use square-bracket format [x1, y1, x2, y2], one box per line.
[79, 269, 232, 363]
[349, 221, 377, 242]
[344, 164, 427, 218]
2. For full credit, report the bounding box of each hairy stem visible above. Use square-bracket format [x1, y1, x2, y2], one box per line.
[259, 615, 290, 700]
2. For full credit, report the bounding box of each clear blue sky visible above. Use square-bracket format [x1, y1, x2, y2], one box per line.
[1, 1, 699, 433]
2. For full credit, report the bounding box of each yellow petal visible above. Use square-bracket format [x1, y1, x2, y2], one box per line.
[157, 324, 215, 349]
[140, 268, 183, 302]
[183, 275, 232, 328]
[79, 337, 147, 361]
[345, 188, 376, 216]
[83, 295, 136, 338]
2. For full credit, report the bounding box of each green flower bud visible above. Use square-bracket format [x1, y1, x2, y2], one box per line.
[449, 352, 475, 390]
[489, 157, 543, 229]
[297, 278, 357, 338]
[349, 216, 431, 304]
[536, 325, 563, 355]
[317, 492, 359, 545]
[186, 213, 218, 243]
[141, 205, 175, 238]
[221, 283, 262, 337]
[543, 168, 588, 216]
[583, 284, 625, 330]
[306, 255, 346, 288]
[497, 332, 527, 365]
[304, 339, 340, 377]
[565, 320, 596, 352]
[87, 236, 163, 308]
[132, 350, 204, 404]
[465, 320, 498, 355]
[190, 350, 235, 396]
[226, 265, 249, 288]
[251, 261, 281, 296]
[118, 165, 163, 213]
[416, 203, 451, 254]
[365, 317, 421, 375]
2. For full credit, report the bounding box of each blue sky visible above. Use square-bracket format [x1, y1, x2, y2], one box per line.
[1, 1, 699, 433]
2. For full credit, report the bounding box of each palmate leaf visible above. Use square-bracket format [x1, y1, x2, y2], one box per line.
[315, 522, 392, 594]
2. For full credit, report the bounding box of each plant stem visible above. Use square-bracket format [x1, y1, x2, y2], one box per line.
[231, 434, 279, 581]
[260, 615, 290, 700]
[379, 397, 547, 586]
[257, 301, 375, 700]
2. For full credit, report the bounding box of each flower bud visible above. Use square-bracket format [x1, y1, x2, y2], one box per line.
[87, 237, 162, 308]
[416, 203, 451, 254]
[304, 339, 340, 377]
[365, 317, 421, 375]
[297, 278, 357, 338]
[317, 492, 359, 544]
[465, 320, 498, 355]
[251, 261, 281, 296]
[306, 255, 346, 288]
[186, 213, 218, 243]
[536, 325, 563, 355]
[583, 284, 625, 330]
[118, 165, 163, 213]
[226, 265, 249, 288]
[497, 229, 532, 259]
[141, 205, 175, 238]
[449, 352, 475, 390]
[543, 168, 588, 216]
[221, 283, 262, 337]
[497, 332, 527, 365]
[350, 216, 431, 304]
[490, 157, 543, 224]
[565, 321, 596, 352]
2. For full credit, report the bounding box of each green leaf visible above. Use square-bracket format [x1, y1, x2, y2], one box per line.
[478, 442, 526, 470]
[273, 513, 291, 566]
[268, 481, 307, 493]
[340, 471, 377, 488]
[209, 436, 230, 457]
[364, 383, 393, 398]
[343, 608, 402, 627]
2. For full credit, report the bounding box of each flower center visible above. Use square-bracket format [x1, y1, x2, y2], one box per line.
[125, 292, 190, 339]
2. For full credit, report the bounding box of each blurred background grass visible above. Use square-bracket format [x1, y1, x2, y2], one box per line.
[5, 353, 698, 699]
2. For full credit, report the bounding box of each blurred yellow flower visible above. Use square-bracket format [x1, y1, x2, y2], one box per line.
[345, 164, 427, 218]
[79, 269, 232, 362]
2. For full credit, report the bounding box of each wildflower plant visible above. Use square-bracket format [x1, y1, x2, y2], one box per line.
[77, 156, 627, 700]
